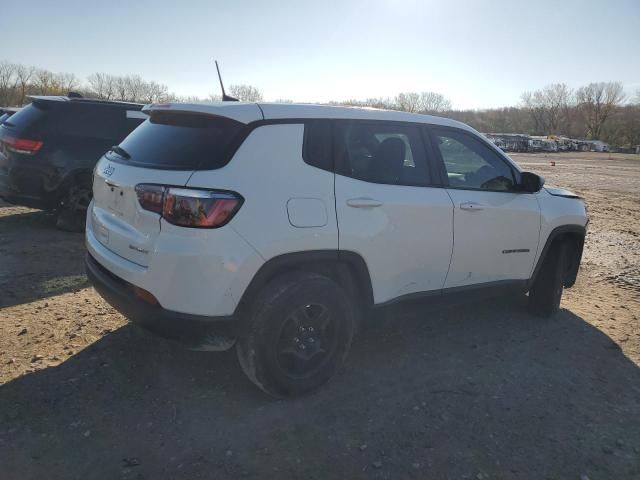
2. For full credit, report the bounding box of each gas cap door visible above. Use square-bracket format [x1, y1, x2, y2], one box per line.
[286, 198, 328, 228]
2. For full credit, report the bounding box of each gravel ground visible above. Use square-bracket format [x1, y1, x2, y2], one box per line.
[1, 152, 639, 480]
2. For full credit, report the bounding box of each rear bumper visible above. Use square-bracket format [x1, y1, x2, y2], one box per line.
[0, 152, 58, 210]
[86, 253, 237, 350]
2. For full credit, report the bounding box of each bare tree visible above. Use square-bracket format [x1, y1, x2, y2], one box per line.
[576, 82, 625, 139]
[419, 91, 452, 113]
[87, 73, 116, 100]
[395, 92, 421, 112]
[229, 84, 263, 102]
[0, 62, 18, 106]
[57, 72, 80, 93]
[139, 81, 170, 103]
[332, 97, 395, 109]
[521, 84, 573, 135]
[395, 91, 451, 113]
[14, 64, 35, 105]
[113, 76, 128, 101]
[32, 69, 55, 95]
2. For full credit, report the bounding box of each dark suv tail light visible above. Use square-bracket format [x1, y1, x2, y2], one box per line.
[135, 184, 243, 228]
[1, 135, 43, 154]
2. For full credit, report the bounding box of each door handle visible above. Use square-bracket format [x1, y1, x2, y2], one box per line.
[459, 201, 484, 211]
[346, 198, 383, 208]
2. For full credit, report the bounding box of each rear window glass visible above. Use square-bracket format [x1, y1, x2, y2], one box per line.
[55, 104, 124, 140]
[110, 111, 244, 170]
[0, 104, 48, 135]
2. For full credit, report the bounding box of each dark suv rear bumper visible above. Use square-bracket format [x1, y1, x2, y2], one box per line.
[0, 152, 59, 210]
[85, 253, 237, 350]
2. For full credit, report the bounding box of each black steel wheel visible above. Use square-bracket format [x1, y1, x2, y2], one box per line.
[236, 272, 356, 397]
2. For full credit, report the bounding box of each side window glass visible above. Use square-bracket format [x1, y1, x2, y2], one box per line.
[433, 129, 515, 191]
[302, 120, 332, 172]
[333, 121, 430, 186]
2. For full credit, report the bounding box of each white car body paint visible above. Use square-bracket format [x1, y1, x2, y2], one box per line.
[443, 189, 541, 288]
[86, 102, 588, 320]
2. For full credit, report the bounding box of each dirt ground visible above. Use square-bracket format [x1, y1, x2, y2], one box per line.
[1, 152, 639, 480]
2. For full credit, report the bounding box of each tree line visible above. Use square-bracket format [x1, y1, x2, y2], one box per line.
[1, 61, 638, 146]
[0, 62, 266, 106]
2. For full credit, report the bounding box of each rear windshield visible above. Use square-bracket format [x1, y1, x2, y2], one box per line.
[109, 111, 244, 170]
[0, 103, 48, 135]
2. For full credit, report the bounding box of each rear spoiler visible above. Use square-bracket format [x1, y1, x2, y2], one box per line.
[143, 102, 263, 124]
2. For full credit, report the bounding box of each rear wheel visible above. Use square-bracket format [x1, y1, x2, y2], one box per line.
[56, 182, 92, 232]
[236, 272, 356, 397]
[528, 240, 568, 317]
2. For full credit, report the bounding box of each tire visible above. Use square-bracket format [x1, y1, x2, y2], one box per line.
[56, 182, 92, 233]
[236, 272, 356, 397]
[528, 240, 568, 317]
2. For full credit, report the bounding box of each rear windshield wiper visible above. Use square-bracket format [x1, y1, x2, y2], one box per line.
[109, 145, 131, 160]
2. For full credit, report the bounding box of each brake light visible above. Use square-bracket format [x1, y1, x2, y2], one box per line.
[135, 184, 243, 228]
[1, 136, 43, 154]
[135, 184, 164, 214]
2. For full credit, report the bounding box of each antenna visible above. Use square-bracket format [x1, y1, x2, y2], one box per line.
[215, 60, 238, 102]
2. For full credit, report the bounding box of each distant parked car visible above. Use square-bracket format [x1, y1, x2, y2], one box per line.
[529, 138, 558, 153]
[0, 96, 145, 231]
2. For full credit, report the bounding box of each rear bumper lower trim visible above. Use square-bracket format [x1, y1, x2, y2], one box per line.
[85, 253, 236, 349]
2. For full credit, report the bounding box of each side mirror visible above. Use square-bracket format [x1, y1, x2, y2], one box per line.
[519, 171, 545, 193]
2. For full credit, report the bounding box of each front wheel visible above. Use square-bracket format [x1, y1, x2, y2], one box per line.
[236, 272, 356, 397]
[528, 240, 568, 317]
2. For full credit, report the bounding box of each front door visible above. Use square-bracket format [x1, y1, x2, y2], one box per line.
[429, 127, 541, 289]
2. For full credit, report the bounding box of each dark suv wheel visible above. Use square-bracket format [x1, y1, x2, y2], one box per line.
[236, 272, 356, 397]
[528, 240, 568, 317]
[56, 182, 92, 232]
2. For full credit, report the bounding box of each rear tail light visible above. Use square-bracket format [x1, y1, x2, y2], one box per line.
[135, 184, 243, 228]
[1, 136, 43, 154]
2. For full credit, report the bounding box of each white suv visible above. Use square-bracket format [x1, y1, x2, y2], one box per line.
[85, 102, 588, 397]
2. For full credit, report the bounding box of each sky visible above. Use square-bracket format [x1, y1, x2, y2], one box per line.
[2, 0, 639, 109]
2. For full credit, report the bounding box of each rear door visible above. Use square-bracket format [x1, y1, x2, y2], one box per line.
[428, 126, 541, 288]
[90, 111, 246, 266]
[334, 120, 454, 304]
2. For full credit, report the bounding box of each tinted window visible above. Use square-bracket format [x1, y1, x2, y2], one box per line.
[54, 104, 124, 140]
[110, 111, 244, 169]
[433, 129, 516, 191]
[334, 121, 430, 186]
[0, 103, 48, 136]
[303, 120, 332, 171]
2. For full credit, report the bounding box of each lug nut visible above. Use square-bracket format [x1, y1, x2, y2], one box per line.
[308, 326, 314, 333]
[308, 337, 315, 343]
[293, 337, 300, 343]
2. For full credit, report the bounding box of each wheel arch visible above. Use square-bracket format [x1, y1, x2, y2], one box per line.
[529, 224, 586, 289]
[235, 250, 374, 331]
[55, 168, 94, 206]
